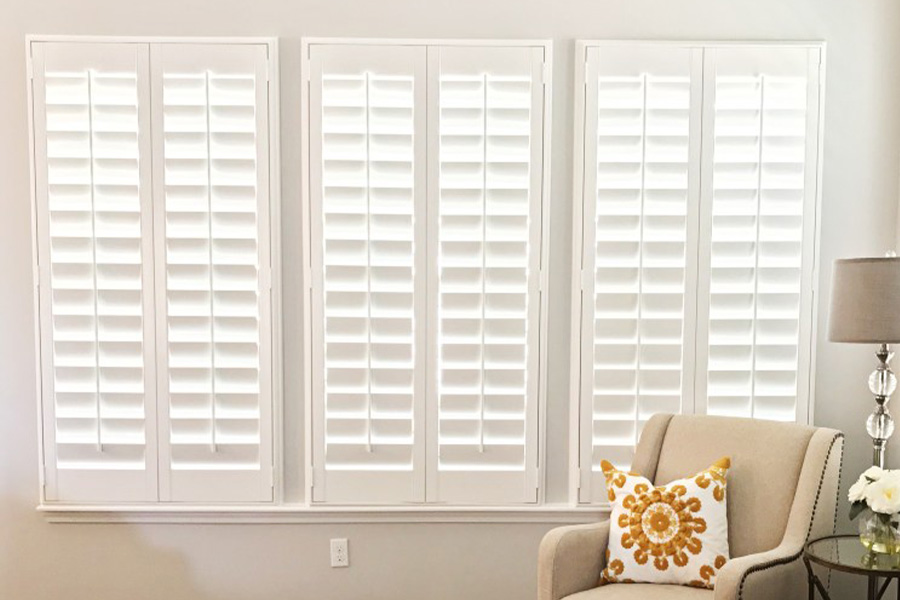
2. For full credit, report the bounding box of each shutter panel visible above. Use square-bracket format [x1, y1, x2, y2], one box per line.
[151, 43, 273, 502]
[427, 46, 545, 504]
[308, 45, 427, 503]
[577, 45, 702, 502]
[32, 42, 157, 502]
[696, 47, 820, 423]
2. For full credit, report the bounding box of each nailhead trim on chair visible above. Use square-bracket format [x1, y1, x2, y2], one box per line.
[826, 433, 845, 592]
[736, 433, 844, 600]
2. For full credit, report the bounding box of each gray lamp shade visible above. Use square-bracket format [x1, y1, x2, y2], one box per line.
[828, 257, 900, 343]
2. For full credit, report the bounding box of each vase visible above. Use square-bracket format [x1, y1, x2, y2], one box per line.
[859, 509, 900, 554]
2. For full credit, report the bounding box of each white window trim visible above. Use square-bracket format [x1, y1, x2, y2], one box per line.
[38, 504, 606, 524]
[26, 34, 285, 508]
[300, 37, 553, 506]
[568, 40, 827, 503]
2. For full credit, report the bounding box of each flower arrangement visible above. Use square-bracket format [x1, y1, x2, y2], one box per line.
[849, 466, 900, 554]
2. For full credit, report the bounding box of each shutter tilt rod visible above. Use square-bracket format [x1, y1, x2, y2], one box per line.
[205, 69, 218, 453]
[87, 69, 103, 453]
[479, 72, 488, 454]
[365, 71, 373, 454]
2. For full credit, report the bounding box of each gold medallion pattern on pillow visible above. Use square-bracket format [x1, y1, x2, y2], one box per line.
[599, 457, 731, 589]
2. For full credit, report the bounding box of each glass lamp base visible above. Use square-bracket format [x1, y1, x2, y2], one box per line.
[868, 345, 896, 468]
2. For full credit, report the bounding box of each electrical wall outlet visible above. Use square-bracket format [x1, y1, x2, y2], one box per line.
[330, 538, 349, 567]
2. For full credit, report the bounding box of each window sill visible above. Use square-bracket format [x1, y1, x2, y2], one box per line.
[38, 503, 610, 524]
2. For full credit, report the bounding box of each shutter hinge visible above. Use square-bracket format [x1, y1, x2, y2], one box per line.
[580, 267, 588, 291]
[26, 53, 34, 80]
[261, 266, 273, 291]
[37, 264, 50, 291]
[265, 465, 274, 489]
[311, 466, 324, 490]
[541, 62, 550, 86]
[576, 468, 582, 490]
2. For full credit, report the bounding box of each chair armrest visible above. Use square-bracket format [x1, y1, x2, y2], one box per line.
[538, 521, 610, 600]
[714, 541, 806, 600]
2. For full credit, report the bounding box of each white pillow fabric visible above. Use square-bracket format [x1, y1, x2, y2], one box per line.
[599, 457, 731, 590]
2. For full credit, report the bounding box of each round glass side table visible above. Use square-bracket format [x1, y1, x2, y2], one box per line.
[805, 534, 900, 599]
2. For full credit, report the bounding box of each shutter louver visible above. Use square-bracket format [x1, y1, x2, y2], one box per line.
[309, 45, 427, 503]
[32, 42, 158, 502]
[698, 47, 820, 423]
[152, 44, 273, 502]
[578, 46, 701, 500]
[427, 46, 544, 503]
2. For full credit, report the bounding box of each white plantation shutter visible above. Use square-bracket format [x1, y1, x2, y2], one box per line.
[31, 42, 158, 502]
[308, 45, 427, 503]
[151, 44, 273, 502]
[576, 46, 702, 501]
[573, 42, 822, 504]
[426, 46, 545, 503]
[696, 47, 821, 423]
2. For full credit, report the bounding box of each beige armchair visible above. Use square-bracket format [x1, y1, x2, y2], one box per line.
[539, 414, 844, 600]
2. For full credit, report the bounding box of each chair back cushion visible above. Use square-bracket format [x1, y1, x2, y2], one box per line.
[650, 415, 815, 557]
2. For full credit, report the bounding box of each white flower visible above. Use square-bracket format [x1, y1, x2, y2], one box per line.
[865, 472, 900, 514]
[863, 466, 887, 482]
[849, 476, 870, 503]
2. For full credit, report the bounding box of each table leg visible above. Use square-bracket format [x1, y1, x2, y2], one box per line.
[803, 556, 815, 600]
[803, 556, 833, 599]
[871, 576, 878, 600]
[879, 577, 895, 600]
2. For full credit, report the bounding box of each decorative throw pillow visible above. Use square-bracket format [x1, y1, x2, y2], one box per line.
[599, 457, 731, 590]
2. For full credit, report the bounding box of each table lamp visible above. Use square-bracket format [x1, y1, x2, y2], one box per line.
[828, 256, 900, 467]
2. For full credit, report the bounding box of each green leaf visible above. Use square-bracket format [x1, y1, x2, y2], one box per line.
[850, 502, 868, 521]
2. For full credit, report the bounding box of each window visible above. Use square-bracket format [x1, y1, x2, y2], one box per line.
[303, 40, 551, 505]
[29, 38, 279, 504]
[29, 36, 821, 514]
[571, 42, 823, 503]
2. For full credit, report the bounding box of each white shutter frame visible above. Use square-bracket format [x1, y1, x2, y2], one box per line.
[426, 44, 546, 504]
[304, 39, 550, 506]
[151, 43, 274, 502]
[575, 44, 703, 503]
[31, 41, 158, 502]
[308, 44, 428, 504]
[571, 41, 822, 505]
[695, 46, 822, 425]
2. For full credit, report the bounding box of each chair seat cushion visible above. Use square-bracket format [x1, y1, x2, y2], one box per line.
[600, 458, 731, 589]
[564, 583, 714, 599]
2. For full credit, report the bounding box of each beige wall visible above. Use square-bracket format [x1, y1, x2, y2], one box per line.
[2, 0, 900, 598]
